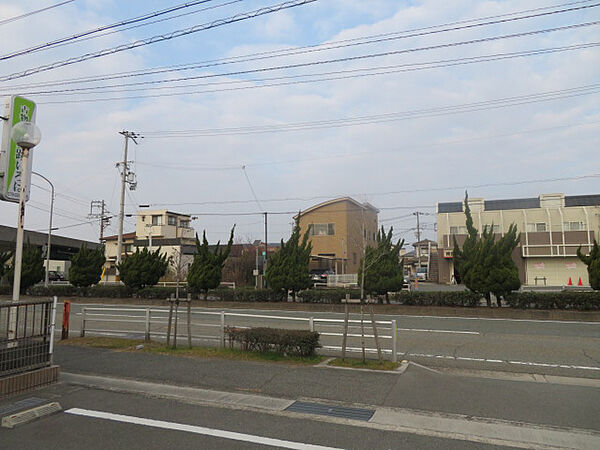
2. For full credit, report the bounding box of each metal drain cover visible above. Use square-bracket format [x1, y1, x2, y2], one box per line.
[285, 401, 374, 421]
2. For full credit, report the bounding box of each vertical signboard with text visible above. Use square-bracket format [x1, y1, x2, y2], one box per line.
[0, 95, 37, 203]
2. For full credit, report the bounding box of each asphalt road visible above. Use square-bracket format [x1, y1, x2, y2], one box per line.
[55, 302, 600, 378]
[0, 384, 512, 450]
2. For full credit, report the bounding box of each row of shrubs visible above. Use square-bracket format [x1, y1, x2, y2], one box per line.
[226, 327, 320, 357]
[6, 284, 600, 310]
[504, 292, 600, 310]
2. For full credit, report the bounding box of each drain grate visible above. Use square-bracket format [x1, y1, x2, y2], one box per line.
[285, 401, 375, 421]
[0, 397, 46, 416]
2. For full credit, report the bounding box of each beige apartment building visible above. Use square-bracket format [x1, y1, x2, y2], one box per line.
[296, 197, 379, 274]
[437, 193, 600, 286]
[104, 210, 196, 280]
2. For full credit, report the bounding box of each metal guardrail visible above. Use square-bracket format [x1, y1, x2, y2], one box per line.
[1, 297, 58, 377]
[327, 274, 358, 287]
[80, 307, 398, 362]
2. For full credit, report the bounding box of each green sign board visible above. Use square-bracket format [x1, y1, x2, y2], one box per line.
[0, 95, 36, 203]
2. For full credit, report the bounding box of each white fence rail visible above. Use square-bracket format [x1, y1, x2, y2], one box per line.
[79, 307, 398, 362]
[327, 274, 358, 287]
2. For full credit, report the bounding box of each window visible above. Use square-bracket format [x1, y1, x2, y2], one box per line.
[308, 223, 335, 236]
[353, 252, 357, 265]
[151, 215, 163, 226]
[167, 216, 177, 226]
[125, 244, 133, 253]
[180, 220, 190, 228]
[449, 226, 467, 235]
[563, 221, 585, 231]
[526, 223, 546, 232]
[484, 224, 501, 233]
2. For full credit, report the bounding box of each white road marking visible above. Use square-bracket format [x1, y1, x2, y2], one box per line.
[65, 408, 342, 450]
[407, 353, 600, 371]
[399, 328, 479, 335]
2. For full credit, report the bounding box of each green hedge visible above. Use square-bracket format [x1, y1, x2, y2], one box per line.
[505, 292, 600, 310]
[226, 327, 320, 356]
[203, 287, 284, 302]
[297, 289, 361, 304]
[391, 291, 481, 307]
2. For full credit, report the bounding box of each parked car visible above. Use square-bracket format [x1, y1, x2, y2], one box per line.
[48, 271, 65, 282]
[310, 269, 335, 285]
[416, 267, 428, 281]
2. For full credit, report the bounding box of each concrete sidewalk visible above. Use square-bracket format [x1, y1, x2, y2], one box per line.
[54, 344, 600, 432]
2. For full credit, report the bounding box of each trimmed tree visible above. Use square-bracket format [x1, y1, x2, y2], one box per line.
[69, 245, 106, 287]
[453, 192, 521, 306]
[117, 247, 168, 290]
[188, 227, 235, 299]
[358, 226, 405, 303]
[6, 244, 45, 293]
[265, 220, 312, 301]
[577, 240, 600, 290]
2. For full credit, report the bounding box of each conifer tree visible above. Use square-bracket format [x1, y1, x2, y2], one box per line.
[453, 192, 521, 305]
[358, 226, 405, 303]
[117, 247, 168, 290]
[577, 240, 600, 290]
[265, 219, 312, 300]
[188, 226, 235, 298]
[69, 245, 106, 287]
[6, 244, 44, 293]
[0, 251, 11, 283]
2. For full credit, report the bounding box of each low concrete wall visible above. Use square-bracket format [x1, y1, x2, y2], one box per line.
[1, 365, 59, 398]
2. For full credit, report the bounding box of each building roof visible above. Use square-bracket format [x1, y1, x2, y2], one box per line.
[295, 197, 380, 218]
[0, 225, 101, 250]
[412, 239, 437, 247]
[437, 193, 600, 213]
[104, 231, 136, 241]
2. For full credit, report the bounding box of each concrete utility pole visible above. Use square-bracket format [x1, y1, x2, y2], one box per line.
[116, 131, 140, 272]
[414, 211, 422, 269]
[263, 212, 268, 286]
[89, 200, 109, 242]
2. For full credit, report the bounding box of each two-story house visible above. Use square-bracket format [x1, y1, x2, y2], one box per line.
[103, 210, 196, 281]
[296, 197, 379, 274]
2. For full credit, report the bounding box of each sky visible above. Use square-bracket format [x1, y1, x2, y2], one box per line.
[0, 0, 598, 248]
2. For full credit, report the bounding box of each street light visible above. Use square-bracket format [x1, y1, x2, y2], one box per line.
[11, 121, 41, 302]
[32, 172, 54, 288]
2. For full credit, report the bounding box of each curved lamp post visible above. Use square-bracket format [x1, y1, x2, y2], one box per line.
[32, 172, 54, 287]
[11, 121, 41, 302]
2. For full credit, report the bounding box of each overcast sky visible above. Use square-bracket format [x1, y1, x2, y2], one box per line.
[0, 0, 598, 247]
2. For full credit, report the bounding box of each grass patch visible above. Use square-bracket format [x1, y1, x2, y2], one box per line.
[328, 357, 399, 371]
[60, 337, 323, 365]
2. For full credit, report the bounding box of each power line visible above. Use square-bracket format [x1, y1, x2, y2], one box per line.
[1, 1, 215, 60]
[0, 0, 77, 26]
[19, 16, 600, 97]
[27, 1, 244, 54]
[19, 42, 598, 98]
[131, 85, 600, 140]
[4, 0, 596, 90]
[143, 173, 600, 209]
[0, 0, 318, 82]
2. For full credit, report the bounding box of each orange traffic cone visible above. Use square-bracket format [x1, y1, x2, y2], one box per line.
[578, 277, 583, 286]
[568, 277, 573, 286]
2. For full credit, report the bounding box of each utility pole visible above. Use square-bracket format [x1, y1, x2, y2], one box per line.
[414, 211, 422, 269]
[263, 212, 268, 286]
[116, 131, 141, 272]
[89, 200, 110, 242]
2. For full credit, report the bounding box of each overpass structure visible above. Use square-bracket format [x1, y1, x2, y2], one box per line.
[0, 225, 101, 261]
